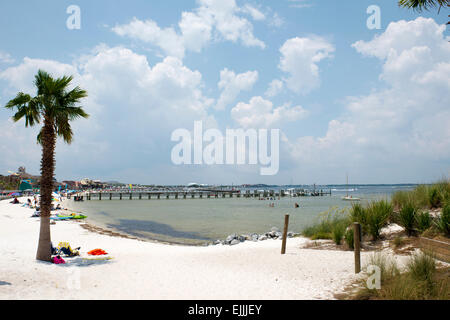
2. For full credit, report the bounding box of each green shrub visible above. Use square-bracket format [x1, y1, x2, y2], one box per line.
[415, 211, 432, 233]
[310, 231, 332, 240]
[398, 203, 417, 236]
[428, 187, 441, 208]
[344, 228, 354, 249]
[435, 203, 450, 236]
[302, 207, 350, 241]
[332, 222, 346, 245]
[366, 200, 392, 241]
[350, 203, 367, 232]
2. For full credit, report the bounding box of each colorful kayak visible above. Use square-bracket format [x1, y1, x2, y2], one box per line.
[56, 213, 87, 220]
[50, 216, 72, 220]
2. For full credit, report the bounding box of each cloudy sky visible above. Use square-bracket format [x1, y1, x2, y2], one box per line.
[0, 0, 449, 185]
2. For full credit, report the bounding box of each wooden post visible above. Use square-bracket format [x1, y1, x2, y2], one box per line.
[139, 193, 142, 200]
[109, 193, 112, 200]
[148, 193, 151, 200]
[281, 214, 290, 254]
[129, 193, 132, 200]
[99, 193, 102, 200]
[354, 222, 361, 274]
[119, 193, 122, 200]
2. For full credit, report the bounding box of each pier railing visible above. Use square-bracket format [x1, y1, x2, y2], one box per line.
[70, 189, 332, 201]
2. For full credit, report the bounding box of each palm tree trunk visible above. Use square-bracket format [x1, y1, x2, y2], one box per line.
[35, 117, 56, 262]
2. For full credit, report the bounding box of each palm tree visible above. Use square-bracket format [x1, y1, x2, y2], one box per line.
[5, 70, 88, 262]
[398, 0, 449, 12]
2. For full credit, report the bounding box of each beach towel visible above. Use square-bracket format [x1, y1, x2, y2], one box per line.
[87, 248, 108, 256]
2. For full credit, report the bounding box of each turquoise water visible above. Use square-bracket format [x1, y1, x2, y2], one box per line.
[66, 185, 415, 245]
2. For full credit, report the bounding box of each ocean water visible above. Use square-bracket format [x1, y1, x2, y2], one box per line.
[66, 184, 416, 245]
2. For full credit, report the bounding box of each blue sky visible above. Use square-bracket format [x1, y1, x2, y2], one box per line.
[0, 0, 449, 185]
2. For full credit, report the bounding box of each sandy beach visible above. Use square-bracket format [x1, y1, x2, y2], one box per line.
[1, 197, 406, 300]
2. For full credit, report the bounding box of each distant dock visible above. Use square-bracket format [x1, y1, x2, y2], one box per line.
[70, 188, 332, 201]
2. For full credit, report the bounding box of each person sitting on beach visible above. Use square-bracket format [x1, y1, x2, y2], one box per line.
[27, 198, 32, 206]
[11, 197, 20, 204]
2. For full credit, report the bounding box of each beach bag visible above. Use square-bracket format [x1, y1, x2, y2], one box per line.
[52, 256, 65, 264]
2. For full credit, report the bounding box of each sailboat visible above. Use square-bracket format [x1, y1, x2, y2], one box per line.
[342, 174, 360, 201]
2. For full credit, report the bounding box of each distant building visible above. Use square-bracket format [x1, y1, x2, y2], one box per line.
[78, 178, 105, 189]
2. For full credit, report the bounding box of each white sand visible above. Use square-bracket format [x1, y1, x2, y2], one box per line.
[1, 197, 389, 300]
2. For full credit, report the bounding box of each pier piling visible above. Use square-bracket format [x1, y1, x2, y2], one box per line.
[281, 214, 290, 255]
[354, 222, 361, 273]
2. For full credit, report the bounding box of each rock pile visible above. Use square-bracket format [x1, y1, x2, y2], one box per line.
[213, 227, 300, 246]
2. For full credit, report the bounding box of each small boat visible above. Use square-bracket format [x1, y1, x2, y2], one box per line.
[342, 174, 360, 201]
[342, 195, 361, 201]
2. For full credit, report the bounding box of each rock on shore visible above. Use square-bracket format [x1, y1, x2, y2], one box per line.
[216, 228, 300, 246]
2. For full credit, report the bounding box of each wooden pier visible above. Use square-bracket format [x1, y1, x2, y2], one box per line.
[69, 188, 332, 201]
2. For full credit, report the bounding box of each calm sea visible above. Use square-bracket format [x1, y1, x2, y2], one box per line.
[66, 184, 415, 245]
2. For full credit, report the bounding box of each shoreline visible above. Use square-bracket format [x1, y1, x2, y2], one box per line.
[0, 196, 407, 300]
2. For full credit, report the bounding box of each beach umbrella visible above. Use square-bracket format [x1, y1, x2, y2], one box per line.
[10, 192, 22, 196]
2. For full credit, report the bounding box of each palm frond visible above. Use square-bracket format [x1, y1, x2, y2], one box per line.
[5, 92, 32, 109]
[398, 0, 449, 12]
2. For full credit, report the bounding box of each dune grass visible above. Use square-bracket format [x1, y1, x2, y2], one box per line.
[434, 203, 450, 236]
[392, 179, 450, 210]
[397, 203, 417, 236]
[354, 252, 450, 300]
[304, 180, 449, 247]
[415, 211, 432, 233]
[301, 207, 350, 244]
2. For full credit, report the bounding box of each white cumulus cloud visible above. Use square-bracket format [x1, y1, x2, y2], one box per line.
[216, 68, 258, 110]
[112, 0, 265, 59]
[279, 36, 335, 95]
[231, 96, 308, 128]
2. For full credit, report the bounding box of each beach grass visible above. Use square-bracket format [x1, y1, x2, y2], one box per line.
[365, 200, 393, 241]
[434, 202, 450, 236]
[354, 252, 450, 300]
[396, 203, 417, 236]
[392, 179, 450, 210]
[415, 211, 432, 233]
[301, 207, 350, 244]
